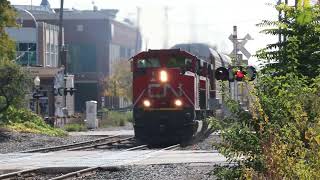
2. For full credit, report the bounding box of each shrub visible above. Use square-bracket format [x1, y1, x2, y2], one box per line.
[212, 74, 320, 179]
[64, 123, 86, 132]
[0, 107, 66, 136]
[99, 109, 132, 127]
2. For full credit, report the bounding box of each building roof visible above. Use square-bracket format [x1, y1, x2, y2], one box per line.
[15, 6, 119, 20]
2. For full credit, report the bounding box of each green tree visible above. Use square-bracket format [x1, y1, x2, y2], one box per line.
[0, 60, 31, 114]
[256, 0, 320, 78]
[0, 0, 17, 60]
[0, 1, 31, 116]
[212, 1, 320, 179]
[103, 59, 132, 102]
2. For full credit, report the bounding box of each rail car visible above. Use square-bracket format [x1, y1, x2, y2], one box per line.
[131, 44, 230, 145]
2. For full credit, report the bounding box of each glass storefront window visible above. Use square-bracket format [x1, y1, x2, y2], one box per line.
[19, 43, 28, 51]
[16, 43, 37, 66]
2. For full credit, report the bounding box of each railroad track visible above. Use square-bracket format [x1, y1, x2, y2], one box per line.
[48, 144, 181, 180]
[0, 169, 39, 180]
[0, 144, 181, 180]
[67, 137, 135, 151]
[20, 135, 136, 153]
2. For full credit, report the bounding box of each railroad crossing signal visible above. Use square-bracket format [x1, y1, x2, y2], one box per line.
[215, 66, 257, 82]
[56, 87, 77, 96]
[229, 32, 253, 59]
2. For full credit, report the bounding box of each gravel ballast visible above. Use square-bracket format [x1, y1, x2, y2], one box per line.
[0, 130, 102, 154]
[86, 164, 217, 180]
[0, 124, 223, 180]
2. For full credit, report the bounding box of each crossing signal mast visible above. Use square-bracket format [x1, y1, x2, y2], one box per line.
[216, 26, 255, 104]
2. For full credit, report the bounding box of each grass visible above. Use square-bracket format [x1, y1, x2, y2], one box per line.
[100, 110, 133, 128]
[64, 123, 87, 132]
[7, 122, 66, 136]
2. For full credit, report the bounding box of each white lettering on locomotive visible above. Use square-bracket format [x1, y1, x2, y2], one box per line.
[148, 83, 183, 98]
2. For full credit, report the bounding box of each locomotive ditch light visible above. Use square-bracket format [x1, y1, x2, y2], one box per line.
[174, 99, 183, 107]
[143, 100, 151, 107]
[159, 70, 168, 82]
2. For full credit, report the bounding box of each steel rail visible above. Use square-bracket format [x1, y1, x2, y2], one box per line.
[20, 135, 119, 153]
[0, 168, 39, 180]
[48, 144, 180, 179]
[163, 144, 181, 150]
[67, 136, 135, 151]
[125, 144, 148, 151]
[49, 167, 99, 180]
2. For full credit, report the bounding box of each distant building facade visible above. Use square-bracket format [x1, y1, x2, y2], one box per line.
[6, 5, 75, 118]
[17, 6, 142, 111]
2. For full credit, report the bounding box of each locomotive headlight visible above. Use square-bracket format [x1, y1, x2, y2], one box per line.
[159, 70, 168, 82]
[143, 100, 151, 107]
[174, 99, 183, 107]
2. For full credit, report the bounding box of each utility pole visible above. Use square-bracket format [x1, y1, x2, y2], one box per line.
[145, 37, 149, 51]
[135, 7, 141, 53]
[58, 0, 67, 112]
[163, 6, 169, 49]
[58, 0, 64, 68]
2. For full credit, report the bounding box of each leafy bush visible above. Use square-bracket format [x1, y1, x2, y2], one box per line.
[100, 109, 132, 127]
[0, 107, 66, 136]
[212, 74, 320, 179]
[64, 123, 86, 132]
[0, 60, 32, 115]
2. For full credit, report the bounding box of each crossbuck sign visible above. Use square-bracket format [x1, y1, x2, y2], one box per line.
[229, 34, 252, 59]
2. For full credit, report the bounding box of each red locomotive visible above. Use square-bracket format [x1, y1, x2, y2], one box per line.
[131, 44, 230, 145]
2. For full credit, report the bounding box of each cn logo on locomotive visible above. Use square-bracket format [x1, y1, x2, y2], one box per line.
[147, 83, 183, 98]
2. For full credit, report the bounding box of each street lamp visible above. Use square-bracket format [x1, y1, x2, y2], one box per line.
[33, 76, 41, 115]
[15, 7, 38, 65]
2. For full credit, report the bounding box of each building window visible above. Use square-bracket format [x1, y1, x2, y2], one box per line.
[76, 25, 84, 32]
[120, 47, 126, 58]
[119, 47, 134, 59]
[16, 43, 37, 66]
[45, 28, 59, 67]
[68, 44, 97, 73]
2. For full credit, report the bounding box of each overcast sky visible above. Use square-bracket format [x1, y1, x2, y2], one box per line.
[9, 0, 291, 65]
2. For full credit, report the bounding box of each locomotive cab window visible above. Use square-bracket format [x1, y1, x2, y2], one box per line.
[166, 56, 185, 68]
[185, 59, 193, 71]
[137, 58, 160, 68]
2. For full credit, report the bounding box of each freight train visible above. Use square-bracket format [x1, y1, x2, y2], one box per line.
[131, 43, 231, 145]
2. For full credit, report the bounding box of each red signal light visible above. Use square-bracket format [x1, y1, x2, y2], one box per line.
[236, 70, 244, 78]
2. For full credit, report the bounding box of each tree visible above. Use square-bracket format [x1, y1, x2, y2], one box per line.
[103, 59, 132, 103]
[212, 1, 320, 179]
[0, 1, 32, 116]
[0, 60, 31, 114]
[0, 0, 17, 61]
[256, 0, 320, 79]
